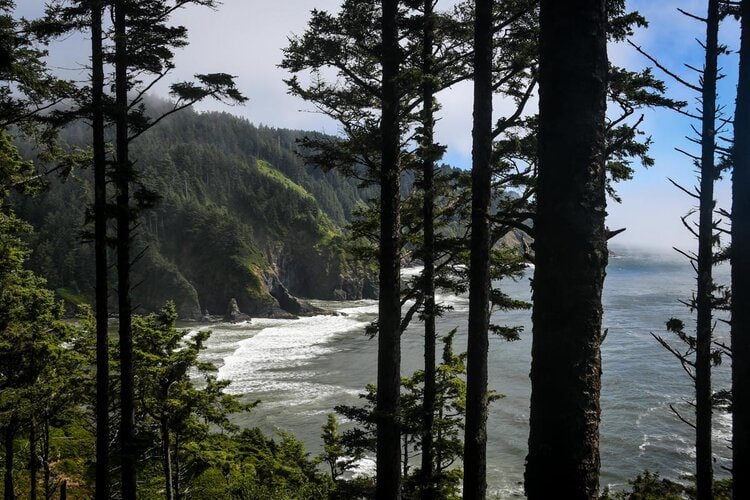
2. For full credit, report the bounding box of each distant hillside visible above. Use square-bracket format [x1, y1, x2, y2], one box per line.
[14, 103, 378, 319]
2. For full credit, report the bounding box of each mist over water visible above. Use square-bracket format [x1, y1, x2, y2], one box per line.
[192, 246, 732, 497]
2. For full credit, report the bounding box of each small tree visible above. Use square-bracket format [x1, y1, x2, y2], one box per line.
[319, 414, 357, 481]
[132, 302, 250, 500]
[335, 331, 469, 499]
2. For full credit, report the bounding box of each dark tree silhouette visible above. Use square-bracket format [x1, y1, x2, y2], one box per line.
[462, 0, 493, 498]
[633, 3, 723, 497]
[111, 2, 138, 495]
[693, 3, 720, 498]
[89, 1, 110, 497]
[525, 1, 608, 498]
[376, 0, 403, 497]
[108, 1, 245, 494]
[418, 1, 438, 498]
[733, 0, 750, 496]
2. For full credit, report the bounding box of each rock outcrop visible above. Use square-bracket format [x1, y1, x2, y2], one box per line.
[224, 298, 252, 323]
[270, 281, 335, 317]
[323, 274, 380, 301]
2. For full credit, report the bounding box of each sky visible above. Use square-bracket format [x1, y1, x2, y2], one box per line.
[17, 0, 742, 251]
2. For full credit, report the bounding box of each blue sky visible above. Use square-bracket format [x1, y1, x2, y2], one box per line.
[17, 0, 742, 250]
[605, 0, 739, 251]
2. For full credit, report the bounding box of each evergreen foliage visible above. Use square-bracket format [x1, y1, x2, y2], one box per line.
[335, 332, 469, 499]
[14, 105, 376, 318]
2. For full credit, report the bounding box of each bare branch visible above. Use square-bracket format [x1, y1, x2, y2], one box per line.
[628, 41, 702, 92]
[670, 403, 697, 430]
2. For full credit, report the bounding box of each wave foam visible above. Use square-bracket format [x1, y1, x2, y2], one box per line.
[216, 309, 373, 402]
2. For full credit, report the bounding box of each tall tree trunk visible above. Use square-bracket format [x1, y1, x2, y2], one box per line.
[43, 414, 50, 500]
[419, 1, 437, 499]
[525, 1, 608, 498]
[733, 1, 750, 497]
[462, 0, 493, 498]
[161, 419, 173, 500]
[3, 423, 15, 500]
[113, 1, 136, 497]
[436, 399, 443, 473]
[403, 434, 409, 479]
[376, 0, 402, 498]
[28, 419, 37, 500]
[90, 1, 110, 497]
[173, 433, 181, 500]
[694, 2, 720, 499]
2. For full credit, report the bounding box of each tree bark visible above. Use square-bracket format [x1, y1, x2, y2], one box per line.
[161, 419, 173, 500]
[90, 1, 110, 498]
[419, 1, 437, 499]
[29, 419, 37, 500]
[525, 1, 608, 498]
[376, 0, 402, 498]
[173, 433, 181, 500]
[694, 2, 720, 499]
[113, 1, 136, 498]
[3, 423, 15, 500]
[732, 1, 750, 497]
[403, 434, 409, 479]
[43, 415, 50, 500]
[436, 400, 443, 473]
[462, 0, 493, 498]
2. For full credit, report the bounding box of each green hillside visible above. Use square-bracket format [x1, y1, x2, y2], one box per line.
[14, 104, 377, 318]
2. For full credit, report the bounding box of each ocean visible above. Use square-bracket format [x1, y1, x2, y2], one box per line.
[192, 246, 732, 497]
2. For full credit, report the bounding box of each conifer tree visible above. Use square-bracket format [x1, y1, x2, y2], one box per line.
[335, 331, 468, 499]
[283, 1, 418, 493]
[132, 303, 247, 500]
[732, 0, 750, 495]
[89, 1, 109, 496]
[417, 1, 438, 497]
[377, 0, 403, 496]
[693, 4, 721, 496]
[0, 8, 77, 496]
[0, 1, 71, 133]
[632, 3, 725, 497]
[0, 276, 75, 500]
[319, 414, 355, 482]
[23, 3, 112, 493]
[0, 136, 80, 500]
[695, 0, 720, 500]
[111, 2, 137, 494]
[525, 1, 608, 498]
[463, 0, 493, 498]
[105, 1, 245, 494]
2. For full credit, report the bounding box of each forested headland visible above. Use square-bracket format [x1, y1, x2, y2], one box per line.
[14, 103, 383, 320]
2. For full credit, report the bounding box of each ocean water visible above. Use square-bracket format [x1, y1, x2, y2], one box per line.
[192, 246, 732, 497]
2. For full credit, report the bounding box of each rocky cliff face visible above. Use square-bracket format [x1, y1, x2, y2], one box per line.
[271, 245, 378, 302]
[126, 186, 376, 320]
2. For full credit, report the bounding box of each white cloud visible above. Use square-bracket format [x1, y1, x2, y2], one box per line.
[17, 0, 740, 250]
